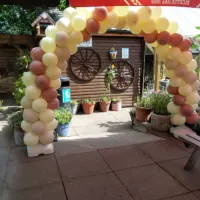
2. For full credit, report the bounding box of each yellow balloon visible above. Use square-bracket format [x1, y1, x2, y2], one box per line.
[39, 109, 55, 123]
[167, 21, 178, 34]
[23, 109, 39, 123]
[168, 47, 181, 61]
[45, 25, 57, 39]
[24, 132, 39, 146]
[56, 17, 72, 33]
[186, 93, 200, 104]
[63, 7, 77, 19]
[25, 85, 41, 100]
[42, 52, 58, 67]
[22, 72, 36, 86]
[164, 68, 175, 78]
[130, 23, 142, 35]
[40, 37, 56, 53]
[192, 104, 199, 110]
[115, 16, 126, 29]
[50, 79, 61, 89]
[178, 84, 192, 96]
[151, 6, 162, 20]
[192, 80, 200, 91]
[156, 17, 169, 32]
[76, 7, 93, 19]
[158, 55, 167, 62]
[125, 10, 138, 27]
[46, 67, 61, 80]
[45, 119, 58, 131]
[171, 113, 186, 126]
[156, 45, 169, 57]
[187, 59, 197, 71]
[32, 98, 48, 113]
[113, 6, 129, 17]
[72, 15, 86, 31]
[137, 6, 152, 22]
[150, 41, 158, 47]
[21, 120, 32, 133]
[179, 51, 193, 65]
[21, 96, 33, 109]
[167, 102, 180, 114]
[68, 31, 83, 44]
[98, 19, 109, 34]
[165, 59, 178, 70]
[39, 131, 54, 145]
[142, 19, 156, 34]
[68, 43, 78, 55]
[170, 76, 183, 87]
[107, 12, 118, 28]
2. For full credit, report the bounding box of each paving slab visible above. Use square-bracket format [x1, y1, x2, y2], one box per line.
[194, 190, 200, 199]
[57, 151, 111, 180]
[164, 193, 199, 200]
[159, 158, 200, 191]
[116, 164, 188, 200]
[0, 121, 12, 148]
[99, 145, 154, 171]
[64, 172, 133, 200]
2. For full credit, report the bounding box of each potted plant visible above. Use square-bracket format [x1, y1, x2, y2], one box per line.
[135, 96, 153, 123]
[82, 98, 95, 114]
[70, 100, 79, 115]
[151, 92, 172, 132]
[8, 110, 24, 146]
[55, 107, 73, 137]
[99, 94, 111, 112]
[109, 47, 118, 59]
[111, 97, 122, 111]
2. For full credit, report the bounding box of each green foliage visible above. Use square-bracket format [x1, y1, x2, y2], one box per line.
[70, 100, 78, 106]
[54, 107, 72, 125]
[129, 108, 136, 117]
[0, 100, 3, 112]
[99, 94, 110, 103]
[0, 5, 35, 35]
[58, 0, 69, 11]
[151, 92, 172, 115]
[16, 52, 32, 72]
[8, 110, 23, 127]
[112, 97, 121, 102]
[136, 96, 153, 109]
[105, 68, 116, 91]
[12, 76, 26, 105]
[82, 98, 95, 104]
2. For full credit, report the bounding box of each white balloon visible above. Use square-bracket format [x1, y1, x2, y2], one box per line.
[45, 25, 57, 39]
[56, 17, 72, 33]
[24, 132, 39, 146]
[21, 120, 32, 133]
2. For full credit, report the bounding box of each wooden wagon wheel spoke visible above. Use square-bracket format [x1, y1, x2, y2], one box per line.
[87, 51, 94, 62]
[79, 50, 85, 62]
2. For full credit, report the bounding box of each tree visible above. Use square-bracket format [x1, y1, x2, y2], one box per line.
[58, 0, 69, 11]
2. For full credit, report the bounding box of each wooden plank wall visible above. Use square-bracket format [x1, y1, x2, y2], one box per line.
[66, 34, 145, 107]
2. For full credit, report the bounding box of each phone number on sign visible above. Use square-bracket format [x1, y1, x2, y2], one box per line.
[151, 0, 190, 5]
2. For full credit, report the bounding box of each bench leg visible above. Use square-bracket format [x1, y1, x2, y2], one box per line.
[184, 147, 200, 171]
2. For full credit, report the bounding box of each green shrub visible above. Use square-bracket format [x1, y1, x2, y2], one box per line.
[136, 96, 153, 109]
[70, 100, 78, 106]
[112, 97, 121, 102]
[99, 94, 111, 103]
[54, 107, 72, 125]
[82, 98, 95, 104]
[8, 110, 23, 128]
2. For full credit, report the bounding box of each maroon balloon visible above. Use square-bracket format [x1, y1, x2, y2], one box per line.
[35, 75, 50, 90]
[30, 47, 44, 61]
[167, 85, 179, 95]
[86, 18, 100, 33]
[29, 61, 46, 75]
[173, 95, 186, 106]
[157, 31, 171, 45]
[169, 33, 183, 47]
[184, 71, 197, 85]
[82, 30, 91, 42]
[179, 38, 192, 52]
[144, 31, 158, 44]
[186, 112, 199, 124]
[175, 64, 188, 77]
[47, 98, 60, 110]
[93, 7, 108, 21]
[42, 88, 58, 102]
[180, 104, 194, 117]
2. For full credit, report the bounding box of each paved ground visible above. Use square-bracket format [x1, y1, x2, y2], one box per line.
[1, 108, 200, 200]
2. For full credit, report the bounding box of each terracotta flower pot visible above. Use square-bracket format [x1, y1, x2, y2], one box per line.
[135, 106, 152, 123]
[112, 101, 122, 111]
[82, 103, 95, 114]
[100, 101, 111, 112]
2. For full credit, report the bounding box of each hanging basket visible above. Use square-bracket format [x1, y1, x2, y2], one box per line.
[109, 51, 117, 59]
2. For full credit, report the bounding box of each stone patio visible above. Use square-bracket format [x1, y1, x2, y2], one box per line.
[1, 108, 200, 200]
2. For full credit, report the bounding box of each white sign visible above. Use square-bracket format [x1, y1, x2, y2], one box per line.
[122, 48, 129, 59]
[77, 38, 92, 47]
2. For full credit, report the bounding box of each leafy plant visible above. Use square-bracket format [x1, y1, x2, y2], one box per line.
[70, 100, 78, 106]
[54, 107, 72, 125]
[0, 100, 3, 112]
[151, 92, 172, 115]
[82, 98, 95, 104]
[12, 76, 26, 105]
[8, 110, 23, 128]
[112, 97, 121, 102]
[58, 0, 69, 11]
[16, 52, 32, 73]
[136, 96, 153, 109]
[129, 108, 136, 117]
[99, 94, 111, 103]
[105, 66, 116, 90]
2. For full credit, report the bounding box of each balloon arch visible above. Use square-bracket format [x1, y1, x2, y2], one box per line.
[21, 6, 200, 154]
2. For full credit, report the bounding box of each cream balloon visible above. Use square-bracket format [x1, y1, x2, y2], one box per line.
[167, 102, 180, 114]
[63, 7, 77, 19]
[156, 45, 169, 57]
[22, 72, 36, 86]
[31, 121, 45, 135]
[40, 37, 56, 53]
[21, 120, 32, 133]
[76, 7, 93, 19]
[68, 43, 78, 55]
[113, 6, 129, 17]
[156, 17, 169, 32]
[115, 16, 126, 29]
[39, 109, 55, 123]
[179, 51, 193, 64]
[42, 52, 58, 67]
[164, 68, 175, 78]
[45, 119, 58, 131]
[192, 80, 200, 91]
[46, 67, 61, 80]
[24, 132, 39, 146]
[55, 47, 70, 61]
[178, 84, 192, 96]
[23, 109, 39, 123]
[57, 61, 68, 71]
[20, 96, 33, 109]
[98, 19, 109, 34]
[167, 21, 178, 34]
[50, 79, 61, 89]
[25, 85, 41, 100]
[169, 76, 183, 87]
[192, 104, 199, 110]
[137, 6, 152, 22]
[72, 15, 86, 31]
[32, 98, 48, 113]
[150, 41, 158, 47]
[168, 47, 181, 61]
[171, 113, 186, 126]
[186, 93, 200, 104]
[56, 17, 72, 33]
[125, 10, 138, 27]
[55, 31, 69, 48]
[68, 31, 83, 44]
[142, 19, 156, 34]
[151, 6, 162, 19]
[39, 131, 54, 145]
[130, 23, 142, 35]
[187, 59, 197, 71]
[107, 12, 118, 28]
[45, 25, 57, 39]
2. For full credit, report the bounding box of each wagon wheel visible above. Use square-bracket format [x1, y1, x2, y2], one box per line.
[69, 48, 101, 81]
[111, 61, 134, 91]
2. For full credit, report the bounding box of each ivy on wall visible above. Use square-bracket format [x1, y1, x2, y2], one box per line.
[58, 0, 69, 11]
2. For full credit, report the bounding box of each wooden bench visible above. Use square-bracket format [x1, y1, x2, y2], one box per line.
[170, 125, 200, 171]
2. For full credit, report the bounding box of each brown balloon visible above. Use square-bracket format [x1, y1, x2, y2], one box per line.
[167, 85, 179, 95]
[173, 94, 186, 106]
[86, 18, 100, 33]
[82, 30, 91, 42]
[175, 64, 188, 77]
[93, 7, 108, 21]
[30, 47, 44, 61]
[186, 112, 199, 124]
[144, 31, 158, 44]
[157, 31, 171, 45]
[29, 61, 46, 75]
[184, 71, 197, 85]
[179, 38, 192, 51]
[42, 88, 58, 102]
[180, 104, 194, 117]
[35, 75, 50, 90]
[169, 33, 183, 47]
[47, 98, 60, 110]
